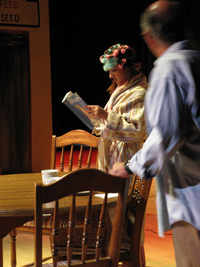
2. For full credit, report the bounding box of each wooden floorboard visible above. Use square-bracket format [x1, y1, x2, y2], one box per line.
[144, 179, 175, 267]
[3, 179, 176, 266]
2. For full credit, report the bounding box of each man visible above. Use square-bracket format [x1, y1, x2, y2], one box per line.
[110, 1, 200, 266]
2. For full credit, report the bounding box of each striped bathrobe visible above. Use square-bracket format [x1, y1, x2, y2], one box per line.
[94, 72, 148, 173]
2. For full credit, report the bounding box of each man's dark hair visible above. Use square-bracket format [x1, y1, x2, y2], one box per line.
[140, 1, 188, 44]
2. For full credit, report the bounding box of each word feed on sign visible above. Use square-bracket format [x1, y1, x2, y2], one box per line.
[0, 1, 19, 23]
[0, 0, 39, 27]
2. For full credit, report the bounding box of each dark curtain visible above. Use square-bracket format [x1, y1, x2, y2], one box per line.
[0, 31, 31, 174]
[49, 0, 200, 136]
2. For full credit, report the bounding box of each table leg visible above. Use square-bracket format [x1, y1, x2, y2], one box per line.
[0, 238, 3, 267]
[0, 215, 34, 267]
[9, 229, 16, 267]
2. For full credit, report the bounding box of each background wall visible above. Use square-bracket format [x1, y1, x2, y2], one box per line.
[0, 0, 52, 173]
[49, 0, 200, 136]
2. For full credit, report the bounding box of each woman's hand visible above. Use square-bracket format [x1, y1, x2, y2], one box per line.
[85, 105, 108, 120]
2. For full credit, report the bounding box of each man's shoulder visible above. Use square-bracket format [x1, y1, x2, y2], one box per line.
[158, 47, 200, 66]
[153, 49, 200, 78]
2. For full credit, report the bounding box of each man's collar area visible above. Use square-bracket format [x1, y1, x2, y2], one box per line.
[154, 40, 190, 66]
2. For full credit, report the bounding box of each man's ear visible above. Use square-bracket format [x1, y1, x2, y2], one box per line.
[143, 30, 156, 47]
[143, 29, 159, 57]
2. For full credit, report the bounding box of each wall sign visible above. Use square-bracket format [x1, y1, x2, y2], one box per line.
[0, 0, 40, 27]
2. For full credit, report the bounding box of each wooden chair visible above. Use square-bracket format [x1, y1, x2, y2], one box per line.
[33, 168, 130, 267]
[10, 129, 99, 267]
[43, 175, 152, 267]
[47, 137, 152, 267]
[119, 175, 152, 267]
[50, 129, 99, 171]
[45, 136, 152, 267]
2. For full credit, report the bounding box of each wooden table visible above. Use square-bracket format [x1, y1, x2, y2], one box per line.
[0, 172, 118, 267]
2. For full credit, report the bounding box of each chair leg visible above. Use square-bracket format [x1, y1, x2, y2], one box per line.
[121, 262, 131, 267]
[0, 238, 3, 267]
[140, 245, 146, 267]
[9, 229, 17, 267]
[121, 245, 146, 267]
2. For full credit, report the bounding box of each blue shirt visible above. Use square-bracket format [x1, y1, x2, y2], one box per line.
[129, 40, 200, 236]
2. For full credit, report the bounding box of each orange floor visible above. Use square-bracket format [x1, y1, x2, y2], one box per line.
[144, 179, 176, 267]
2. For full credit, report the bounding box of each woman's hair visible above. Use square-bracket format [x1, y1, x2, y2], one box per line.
[100, 44, 141, 94]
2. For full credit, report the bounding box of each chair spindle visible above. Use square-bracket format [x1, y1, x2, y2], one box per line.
[67, 194, 76, 266]
[96, 193, 108, 260]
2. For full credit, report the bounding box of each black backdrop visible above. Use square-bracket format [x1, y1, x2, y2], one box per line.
[49, 0, 200, 136]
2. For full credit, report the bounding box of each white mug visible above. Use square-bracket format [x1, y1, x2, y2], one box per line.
[41, 169, 58, 184]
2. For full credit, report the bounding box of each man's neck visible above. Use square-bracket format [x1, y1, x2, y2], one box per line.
[155, 41, 172, 58]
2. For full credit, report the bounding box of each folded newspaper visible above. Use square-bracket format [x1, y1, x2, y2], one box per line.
[62, 91, 102, 130]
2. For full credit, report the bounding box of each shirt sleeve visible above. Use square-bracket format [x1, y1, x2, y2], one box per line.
[129, 77, 187, 179]
[102, 87, 147, 142]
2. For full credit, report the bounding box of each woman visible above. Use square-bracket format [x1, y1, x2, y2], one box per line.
[86, 44, 147, 174]
[86, 44, 148, 267]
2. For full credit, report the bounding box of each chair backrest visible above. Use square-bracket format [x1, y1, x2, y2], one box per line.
[34, 169, 130, 267]
[50, 130, 99, 172]
[121, 174, 152, 266]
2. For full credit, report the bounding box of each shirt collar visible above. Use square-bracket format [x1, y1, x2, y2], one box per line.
[154, 40, 190, 67]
